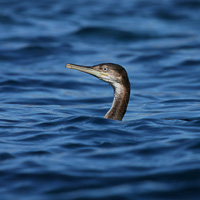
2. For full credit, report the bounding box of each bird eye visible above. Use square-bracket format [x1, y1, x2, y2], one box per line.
[103, 67, 107, 71]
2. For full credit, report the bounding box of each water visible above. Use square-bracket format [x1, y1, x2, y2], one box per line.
[1, 0, 200, 199]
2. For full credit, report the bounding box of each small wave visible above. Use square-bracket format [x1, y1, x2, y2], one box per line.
[71, 26, 158, 41]
[0, 152, 15, 161]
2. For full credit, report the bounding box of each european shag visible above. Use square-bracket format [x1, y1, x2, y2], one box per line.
[65, 63, 130, 121]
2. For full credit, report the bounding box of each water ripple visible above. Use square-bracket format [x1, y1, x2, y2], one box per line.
[1, 0, 200, 199]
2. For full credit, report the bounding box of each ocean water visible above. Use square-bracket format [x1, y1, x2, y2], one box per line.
[1, 0, 200, 199]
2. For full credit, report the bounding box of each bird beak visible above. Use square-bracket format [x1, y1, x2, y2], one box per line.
[65, 63, 108, 78]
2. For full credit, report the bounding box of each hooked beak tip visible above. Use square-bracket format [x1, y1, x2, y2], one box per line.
[65, 64, 71, 69]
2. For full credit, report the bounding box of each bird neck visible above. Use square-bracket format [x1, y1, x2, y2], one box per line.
[104, 82, 130, 121]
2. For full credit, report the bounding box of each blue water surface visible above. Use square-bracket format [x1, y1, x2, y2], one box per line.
[1, 0, 200, 200]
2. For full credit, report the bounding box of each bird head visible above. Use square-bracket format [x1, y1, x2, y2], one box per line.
[65, 63, 129, 88]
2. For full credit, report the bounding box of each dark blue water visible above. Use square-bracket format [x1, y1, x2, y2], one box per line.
[1, 0, 200, 199]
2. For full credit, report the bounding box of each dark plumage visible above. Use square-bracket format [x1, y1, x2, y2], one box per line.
[66, 63, 130, 121]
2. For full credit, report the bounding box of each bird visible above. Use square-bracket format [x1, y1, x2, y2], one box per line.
[65, 63, 130, 121]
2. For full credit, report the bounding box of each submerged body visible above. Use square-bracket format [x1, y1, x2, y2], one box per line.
[66, 63, 130, 121]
